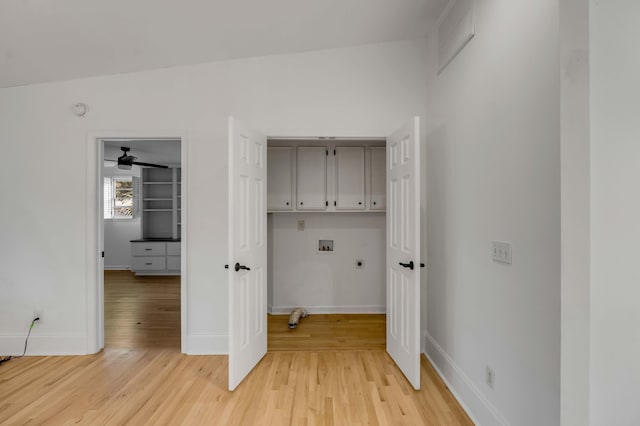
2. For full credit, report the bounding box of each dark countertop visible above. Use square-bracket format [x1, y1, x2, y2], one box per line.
[130, 239, 181, 242]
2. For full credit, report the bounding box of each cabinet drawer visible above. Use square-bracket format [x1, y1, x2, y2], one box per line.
[132, 257, 166, 271]
[166, 242, 181, 256]
[132, 242, 166, 256]
[167, 256, 181, 271]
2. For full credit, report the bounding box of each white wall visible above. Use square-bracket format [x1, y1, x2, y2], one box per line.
[104, 219, 140, 269]
[424, 1, 560, 425]
[269, 213, 385, 313]
[560, 0, 590, 424]
[590, 1, 640, 424]
[103, 166, 141, 269]
[0, 39, 428, 355]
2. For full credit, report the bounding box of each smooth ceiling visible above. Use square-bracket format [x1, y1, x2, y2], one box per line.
[0, 0, 447, 88]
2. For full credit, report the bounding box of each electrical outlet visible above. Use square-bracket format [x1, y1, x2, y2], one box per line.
[491, 241, 512, 264]
[355, 259, 364, 269]
[33, 310, 43, 324]
[486, 366, 495, 389]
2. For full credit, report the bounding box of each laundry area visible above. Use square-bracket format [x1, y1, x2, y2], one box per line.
[265, 139, 387, 350]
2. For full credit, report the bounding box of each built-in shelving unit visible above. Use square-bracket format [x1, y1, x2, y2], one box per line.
[141, 168, 181, 239]
[131, 167, 181, 275]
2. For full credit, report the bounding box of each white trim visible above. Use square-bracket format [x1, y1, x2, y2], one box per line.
[0, 334, 88, 356]
[186, 332, 227, 355]
[103, 266, 131, 271]
[87, 130, 188, 356]
[268, 136, 386, 141]
[424, 332, 509, 426]
[268, 305, 385, 315]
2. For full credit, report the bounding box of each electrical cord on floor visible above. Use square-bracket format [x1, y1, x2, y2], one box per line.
[0, 317, 40, 366]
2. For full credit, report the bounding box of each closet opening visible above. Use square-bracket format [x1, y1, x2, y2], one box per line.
[100, 138, 184, 352]
[265, 138, 387, 351]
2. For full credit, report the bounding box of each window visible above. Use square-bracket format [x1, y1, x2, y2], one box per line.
[104, 177, 134, 219]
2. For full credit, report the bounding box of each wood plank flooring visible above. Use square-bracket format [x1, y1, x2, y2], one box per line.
[0, 349, 472, 425]
[268, 314, 385, 351]
[104, 270, 180, 350]
[0, 271, 473, 425]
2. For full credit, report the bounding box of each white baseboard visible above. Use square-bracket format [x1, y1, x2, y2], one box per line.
[104, 266, 131, 270]
[424, 332, 509, 426]
[185, 332, 227, 355]
[269, 305, 385, 315]
[0, 333, 88, 356]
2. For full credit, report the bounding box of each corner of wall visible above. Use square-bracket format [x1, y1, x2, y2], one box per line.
[425, 333, 509, 426]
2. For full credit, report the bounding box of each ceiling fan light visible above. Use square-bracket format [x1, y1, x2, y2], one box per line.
[118, 163, 132, 170]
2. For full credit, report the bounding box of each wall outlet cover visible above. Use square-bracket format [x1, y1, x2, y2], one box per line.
[486, 366, 495, 389]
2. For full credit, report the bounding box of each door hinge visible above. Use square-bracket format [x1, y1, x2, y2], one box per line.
[334, 201, 336, 206]
[333, 149, 336, 155]
[325, 201, 328, 207]
[326, 150, 328, 156]
[101, 251, 104, 258]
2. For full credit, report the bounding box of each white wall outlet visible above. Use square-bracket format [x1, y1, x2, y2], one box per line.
[486, 366, 495, 389]
[492, 241, 512, 264]
[297, 220, 305, 231]
[33, 310, 43, 324]
[355, 259, 364, 269]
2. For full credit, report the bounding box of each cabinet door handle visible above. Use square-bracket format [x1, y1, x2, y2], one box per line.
[145, 248, 152, 251]
[145, 262, 153, 265]
[286, 202, 290, 206]
[373, 201, 377, 205]
[300, 202, 304, 206]
[358, 202, 362, 205]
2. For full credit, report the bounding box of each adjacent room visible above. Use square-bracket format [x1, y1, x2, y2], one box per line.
[102, 139, 183, 351]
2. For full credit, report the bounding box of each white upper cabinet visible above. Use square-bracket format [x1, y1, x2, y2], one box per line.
[267, 146, 294, 210]
[335, 146, 365, 210]
[369, 146, 386, 210]
[296, 146, 327, 210]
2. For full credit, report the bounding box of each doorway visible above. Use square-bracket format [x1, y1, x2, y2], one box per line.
[97, 137, 186, 352]
[227, 116, 421, 390]
[265, 139, 387, 352]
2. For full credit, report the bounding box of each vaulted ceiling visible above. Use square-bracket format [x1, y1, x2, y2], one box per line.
[0, 0, 447, 88]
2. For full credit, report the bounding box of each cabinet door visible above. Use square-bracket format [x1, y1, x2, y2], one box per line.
[370, 146, 386, 210]
[296, 146, 327, 210]
[335, 146, 365, 210]
[267, 147, 294, 210]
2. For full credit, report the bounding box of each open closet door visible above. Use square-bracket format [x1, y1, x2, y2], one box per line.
[386, 117, 421, 389]
[227, 116, 268, 391]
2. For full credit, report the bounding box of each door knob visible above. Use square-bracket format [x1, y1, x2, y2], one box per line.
[234, 262, 251, 272]
[399, 261, 414, 270]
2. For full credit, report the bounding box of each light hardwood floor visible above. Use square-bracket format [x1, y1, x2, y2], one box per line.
[268, 314, 386, 351]
[104, 270, 180, 350]
[0, 271, 473, 425]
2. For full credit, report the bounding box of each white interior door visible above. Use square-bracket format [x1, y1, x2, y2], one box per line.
[228, 116, 267, 391]
[386, 117, 421, 389]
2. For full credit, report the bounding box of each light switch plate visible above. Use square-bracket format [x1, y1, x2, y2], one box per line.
[492, 241, 512, 264]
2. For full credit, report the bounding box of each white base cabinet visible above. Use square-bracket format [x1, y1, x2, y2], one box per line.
[131, 241, 181, 275]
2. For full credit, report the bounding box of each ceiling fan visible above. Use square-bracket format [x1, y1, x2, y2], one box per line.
[105, 147, 168, 169]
